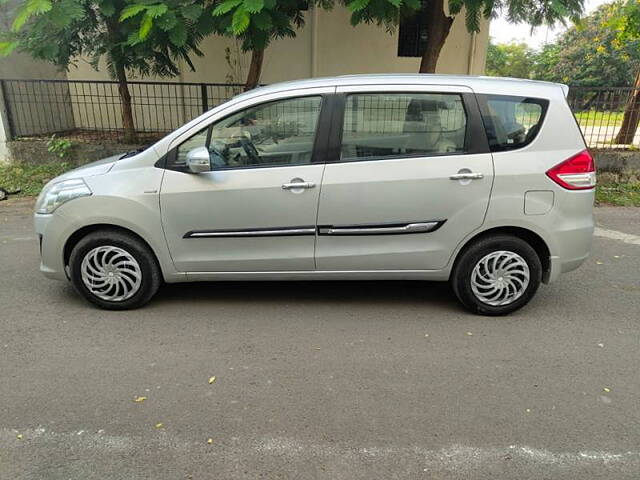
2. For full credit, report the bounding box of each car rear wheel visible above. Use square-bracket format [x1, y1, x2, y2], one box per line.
[69, 229, 161, 310]
[451, 235, 542, 316]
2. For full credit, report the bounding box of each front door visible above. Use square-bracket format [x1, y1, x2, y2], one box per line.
[160, 93, 328, 272]
[316, 85, 493, 271]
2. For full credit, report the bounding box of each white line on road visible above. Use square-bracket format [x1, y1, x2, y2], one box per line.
[0, 235, 36, 243]
[594, 227, 640, 245]
[4, 428, 638, 472]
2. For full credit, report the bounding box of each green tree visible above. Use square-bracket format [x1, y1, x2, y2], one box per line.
[0, 0, 215, 142]
[530, 1, 640, 87]
[128, 0, 314, 90]
[486, 40, 537, 79]
[609, 0, 640, 144]
[341, 0, 584, 74]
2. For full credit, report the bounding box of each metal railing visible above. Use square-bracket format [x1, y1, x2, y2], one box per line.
[1, 79, 639, 149]
[0, 78, 245, 143]
[567, 86, 640, 149]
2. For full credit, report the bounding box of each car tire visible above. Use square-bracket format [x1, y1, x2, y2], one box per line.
[451, 235, 542, 316]
[69, 229, 161, 310]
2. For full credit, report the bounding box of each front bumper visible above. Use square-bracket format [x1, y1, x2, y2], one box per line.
[34, 212, 74, 281]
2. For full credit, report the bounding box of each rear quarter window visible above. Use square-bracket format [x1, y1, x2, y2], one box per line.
[477, 94, 549, 152]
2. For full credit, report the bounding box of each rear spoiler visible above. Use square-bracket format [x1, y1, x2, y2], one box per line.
[560, 84, 570, 98]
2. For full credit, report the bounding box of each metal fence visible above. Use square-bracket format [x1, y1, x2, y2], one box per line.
[0, 78, 245, 143]
[1, 79, 639, 149]
[567, 86, 640, 149]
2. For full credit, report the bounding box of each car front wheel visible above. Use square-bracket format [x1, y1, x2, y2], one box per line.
[69, 229, 161, 310]
[451, 235, 542, 316]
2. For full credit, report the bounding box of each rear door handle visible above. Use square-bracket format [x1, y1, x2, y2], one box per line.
[282, 182, 315, 190]
[449, 172, 484, 180]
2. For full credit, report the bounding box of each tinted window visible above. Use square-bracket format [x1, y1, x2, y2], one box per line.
[170, 96, 322, 171]
[479, 95, 548, 152]
[340, 93, 467, 161]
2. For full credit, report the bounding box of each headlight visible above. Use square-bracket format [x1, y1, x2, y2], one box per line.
[35, 178, 92, 214]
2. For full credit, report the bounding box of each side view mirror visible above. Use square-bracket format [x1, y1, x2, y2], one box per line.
[186, 146, 211, 174]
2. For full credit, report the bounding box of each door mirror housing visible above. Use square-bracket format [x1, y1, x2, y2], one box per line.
[186, 146, 211, 174]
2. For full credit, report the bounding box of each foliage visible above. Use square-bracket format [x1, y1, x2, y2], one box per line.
[0, 0, 214, 79]
[533, 1, 640, 86]
[0, 161, 71, 196]
[486, 41, 537, 79]
[46, 134, 72, 158]
[341, 0, 583, 36]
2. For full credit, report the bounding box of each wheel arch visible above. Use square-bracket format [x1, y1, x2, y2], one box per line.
[63, 224, 163, 277]
[451, 226, 552, 282]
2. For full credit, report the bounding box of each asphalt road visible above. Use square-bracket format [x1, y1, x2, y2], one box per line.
[1, 198, 639, 480]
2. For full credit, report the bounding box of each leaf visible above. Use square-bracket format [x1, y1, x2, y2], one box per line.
[181, 3, 203, 20]
[0, 41, 18, 56]
[243, 0, 264, 14]
[168, 22, 187, 46]
[11, 0, 52, 32]
[156, 11, 177, 31]
[133, 395, 147, 403]
[139, 13, 153, 39]
[208, 376, 216, 384]
[347, 0, 369, 12]
[252, 10, 272, 30]
[145, 4, 168, 18]
[99, 0, 115, 17]
[207, 438, 213, 444]
[120, 3, 148, 20]
[212, 0, 243, 16]
[231, 7, 250, 33]
[387, 0, 402, 7]
[155, 422, 164, 428]
[603, 387, 611, 393]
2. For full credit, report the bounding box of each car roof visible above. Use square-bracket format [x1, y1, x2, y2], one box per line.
[238, 74, 568, 100]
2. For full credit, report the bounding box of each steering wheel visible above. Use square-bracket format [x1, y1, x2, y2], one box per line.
[239, 137, 261, 164]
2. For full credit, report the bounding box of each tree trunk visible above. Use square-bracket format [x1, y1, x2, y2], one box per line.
[418, 0, 454, 74]
[614, 72, 640, 145]
[114, 62, 136, 143]
[244, 49, 264, 91]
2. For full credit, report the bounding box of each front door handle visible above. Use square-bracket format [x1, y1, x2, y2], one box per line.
[449, 172, 484, 180]
[282, 181, 316, 190]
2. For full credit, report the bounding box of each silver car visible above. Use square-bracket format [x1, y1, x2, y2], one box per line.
[34, 75, 595, 315]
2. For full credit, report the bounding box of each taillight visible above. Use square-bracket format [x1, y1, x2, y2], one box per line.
[546, 150, 596, 190]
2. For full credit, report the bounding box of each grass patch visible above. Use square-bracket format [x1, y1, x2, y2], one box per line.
[596, 182, 640, 206]
[574, 110, 624, 127]
[0, 162, 74, 196]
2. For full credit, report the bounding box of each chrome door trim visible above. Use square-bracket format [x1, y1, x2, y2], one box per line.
[449, 172, 484, 180]
[282, 182, 316, 190]
[184, 226, 316, 238]
[318, 221, 445, 236]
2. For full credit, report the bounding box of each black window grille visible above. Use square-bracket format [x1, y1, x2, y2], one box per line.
[397, 3, 426, 57]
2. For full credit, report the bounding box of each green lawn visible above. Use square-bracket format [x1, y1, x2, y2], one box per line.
[596, 182, 640, 206]
[574, 111, 625, 127]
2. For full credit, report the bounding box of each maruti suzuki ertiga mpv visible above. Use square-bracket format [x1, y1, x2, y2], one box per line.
[34, 75, 595, 315]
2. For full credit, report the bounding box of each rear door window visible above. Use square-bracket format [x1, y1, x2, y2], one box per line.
[339, 92, 468, 161]
[477, 95, 548, 151]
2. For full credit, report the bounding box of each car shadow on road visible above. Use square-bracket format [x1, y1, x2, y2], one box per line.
[151, 280, 460, 309]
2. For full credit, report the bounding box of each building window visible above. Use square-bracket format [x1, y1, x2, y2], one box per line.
[397, 4, 426, 57]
